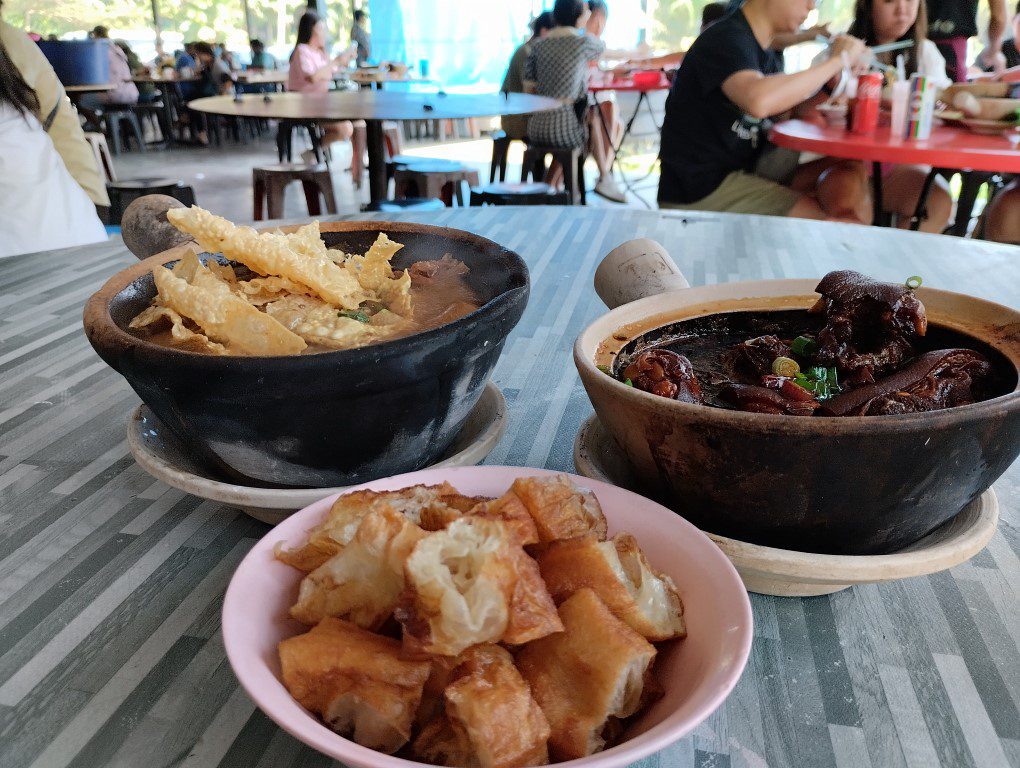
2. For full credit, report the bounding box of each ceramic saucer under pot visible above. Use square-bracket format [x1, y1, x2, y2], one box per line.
[573, 413, 999, 597]
[128, 381, 508, 524]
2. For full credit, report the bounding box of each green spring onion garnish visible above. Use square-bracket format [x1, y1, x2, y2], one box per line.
[793, 366, 841, 400]
[624, 378, 634, 387]
[791, 335, 817, 357]
[597, 364, 611, 375]
[905, 275, 923, 290]
[338, 309, 370, 323]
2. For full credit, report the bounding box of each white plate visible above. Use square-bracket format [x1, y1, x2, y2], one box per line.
[573, 414, 999, 597]
[128, 381, 508, 524]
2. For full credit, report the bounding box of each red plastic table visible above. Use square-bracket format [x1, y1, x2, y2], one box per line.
[770, 118, 1020, 228]
[589, 72, 672, 204]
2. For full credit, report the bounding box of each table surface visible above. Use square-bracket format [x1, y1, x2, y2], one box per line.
[130, 75, 199, 84]
[232, 70, 289, 84]
[1, 209, 1019, 768]
[771, 118, 1020, 173]
[589, 73, 671, 93]
[63, 83, 115, 93]
[187, 91, 559, 122]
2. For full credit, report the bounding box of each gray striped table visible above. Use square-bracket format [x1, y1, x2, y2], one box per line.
[1, 208, 1018, 768]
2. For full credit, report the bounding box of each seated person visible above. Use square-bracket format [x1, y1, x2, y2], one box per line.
[187, 41, 234, 145]
[980, 0, 1020, 73]
[983, 181, 1020, 243]
[249, 38, 276, 70]
[524, 0, 606, 195]
[584, 0, 627, 203]
[501, 11, 555, 141]
[77, 26, 139, 120]
[288, 11, 358, 169]
[0, 20, 105, 256]
[657, 0, 867, 221]
[0, 14, 107, 208]
[800, 0, 952, 232]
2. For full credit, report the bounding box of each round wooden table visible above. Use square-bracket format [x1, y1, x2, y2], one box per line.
[189, 91, 560, 203]
[64, 83, 115, 93]
[3, 209, 1019, 768]
[771, 119, 1020, 229]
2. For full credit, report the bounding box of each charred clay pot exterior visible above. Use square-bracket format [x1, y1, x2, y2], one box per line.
[575, 277, 1020, 555]
[84, 221, 529, 488]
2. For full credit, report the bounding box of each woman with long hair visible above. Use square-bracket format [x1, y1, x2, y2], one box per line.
[287, 11, 359, 170]
[799, 0, 953, 231]
[0, 7, 106, 256]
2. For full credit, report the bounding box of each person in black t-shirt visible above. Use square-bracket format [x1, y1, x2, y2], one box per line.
[927, 0, 1009, 79]
[658, 0, 868, 221]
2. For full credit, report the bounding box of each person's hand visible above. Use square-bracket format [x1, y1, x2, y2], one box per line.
[808, 22, 831, 38]
[829, 34, 866, 65]
[982, 49, 1008, 76]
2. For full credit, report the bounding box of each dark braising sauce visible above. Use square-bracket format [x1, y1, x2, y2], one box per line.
[613, 310, 1015, 412]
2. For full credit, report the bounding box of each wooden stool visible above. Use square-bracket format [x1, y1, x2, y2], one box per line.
[393, 164, 480, 207]
[84, 132, 116, 183]
[252, 164, 337, 220]
[470, 181, 569, 206]
[521, 144, 586, 205]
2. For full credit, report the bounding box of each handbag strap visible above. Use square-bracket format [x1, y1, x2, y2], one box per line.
[42, 99, 60, 132]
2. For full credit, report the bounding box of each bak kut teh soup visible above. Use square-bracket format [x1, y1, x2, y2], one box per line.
[127, 207, 481, 356]
[599, 271, 1016, 417]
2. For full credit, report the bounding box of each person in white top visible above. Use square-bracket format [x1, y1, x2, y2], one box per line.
[799, 0, 954, 232]
[0, 20, 106, 258]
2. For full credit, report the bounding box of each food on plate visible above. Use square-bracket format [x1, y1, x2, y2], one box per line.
[290, 507, 427, 629]
[413, 645, 551, 768]
[509, 475, 608, 543]
[533, 533, 686, 641]
[515, 588, 659, 762]
[274, 475, 684, 765]
[601, 270, 1009, 416]
[274, 482, 484, 572]
[128, 206, 481, 355]
[396, 517, 562, 656]
[277, 617, 431, 754]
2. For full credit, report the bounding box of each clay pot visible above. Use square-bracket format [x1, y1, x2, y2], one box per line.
[84, 220, 529, 488]
[575, 241, 1020, 555]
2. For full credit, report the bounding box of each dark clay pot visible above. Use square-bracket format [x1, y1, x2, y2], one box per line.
[84, 221, 529, 488]
[575, 244, 1020, 555]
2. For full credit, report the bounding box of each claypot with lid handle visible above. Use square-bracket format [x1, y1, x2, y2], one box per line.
[574, 240, 1020, 555]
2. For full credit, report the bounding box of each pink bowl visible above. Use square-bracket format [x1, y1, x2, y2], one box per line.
[221, 465, 753, 768]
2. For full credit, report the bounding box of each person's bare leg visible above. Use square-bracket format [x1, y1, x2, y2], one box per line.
[350, 121, 366, 184]
[883, 165, 951, 233]
[588, 112, 613, 180]
[815, 161, 872, 224]
[984, 180, 1020, 243]
[786, 194, 828, 220]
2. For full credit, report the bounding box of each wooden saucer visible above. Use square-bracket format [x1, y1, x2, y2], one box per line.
[128, 382, 508, 525]
[573, 414, 999, 597]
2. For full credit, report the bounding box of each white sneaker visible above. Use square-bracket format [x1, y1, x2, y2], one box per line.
[595, 176, 626, 203]
[300, 149, 317, 166]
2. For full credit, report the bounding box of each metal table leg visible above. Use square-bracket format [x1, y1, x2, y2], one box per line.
[908, 168, 940, 231]
[366, 119, 387, 204]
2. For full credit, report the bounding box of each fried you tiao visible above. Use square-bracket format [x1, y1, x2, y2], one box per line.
[413, 645, 550, 768]
[278, 617, 430, 754]
[397, 517, 561, 656]
[290, 508, 426, 629]
[516, 588, 658, 762]
[274, 483, 472, 573]
[128, 304, 228, 355]
[510, 475, 608, 543]
[166, 208, 369, 310]
[535, 534, 686, 641]
[151, 254, 306, 356]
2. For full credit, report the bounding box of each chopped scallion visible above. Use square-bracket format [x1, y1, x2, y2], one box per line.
[791, 335, 817, 357]
[905, 275, 923, 290]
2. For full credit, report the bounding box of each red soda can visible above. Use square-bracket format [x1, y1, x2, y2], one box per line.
[849, 72, 882, 134]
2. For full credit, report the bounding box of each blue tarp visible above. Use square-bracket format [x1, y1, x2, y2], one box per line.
[367, 0, 644, 93]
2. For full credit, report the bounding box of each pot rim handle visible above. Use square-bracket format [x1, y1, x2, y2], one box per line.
[593, 238, 690, 310]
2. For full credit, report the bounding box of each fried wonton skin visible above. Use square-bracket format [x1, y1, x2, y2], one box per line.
[289, 508, 427, 629]
[274, 483, 466, 572]
[534, 533, 686, 641]
[515, 588, 658, 762]
[510, 476, 608, 543]
[413, 645, 550, 768]
[278, 617, 431, 754]
[396, 518, 561, 656]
